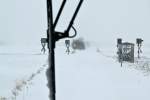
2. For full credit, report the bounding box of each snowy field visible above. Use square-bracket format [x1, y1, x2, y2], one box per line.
[1, 0, 150, 100]
[1, 42, 150, 100]
[0, 45, 49, 100]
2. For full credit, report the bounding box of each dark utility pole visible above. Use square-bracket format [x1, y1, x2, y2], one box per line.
[45, 0, 84, 100]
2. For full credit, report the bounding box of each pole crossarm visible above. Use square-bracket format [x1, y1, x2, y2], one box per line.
[66, 0, 83, 34]
[53, 0, 67, 30]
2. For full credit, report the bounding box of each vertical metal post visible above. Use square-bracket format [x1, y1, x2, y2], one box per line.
[46, 0, 56, 100]
[45, 0, 84, 100]
[137, 44, 140, 58]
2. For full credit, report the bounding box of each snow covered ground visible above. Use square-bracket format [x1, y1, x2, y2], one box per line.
[1, 0, 150, 100]
[0, 45, 49, 100]
[55, 44, 150, 100]
[1, 44, 150, 100]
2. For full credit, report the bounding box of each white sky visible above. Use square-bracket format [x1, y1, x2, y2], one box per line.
[0, 0, 150, 46]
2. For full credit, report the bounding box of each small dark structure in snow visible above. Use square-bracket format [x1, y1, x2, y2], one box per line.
[117, 38, 134, 65]
[41, 38, 47, 54]
[136, 38, 143, 58]
[71, 38, 85, 50]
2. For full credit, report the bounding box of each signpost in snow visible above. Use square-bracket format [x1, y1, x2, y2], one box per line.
[136, 38, 143, 58]
[117, 38, 134, 66]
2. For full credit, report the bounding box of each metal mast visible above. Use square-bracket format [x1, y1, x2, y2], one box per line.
[46, 0, 56, 100]
[45, 0, 84, 100]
